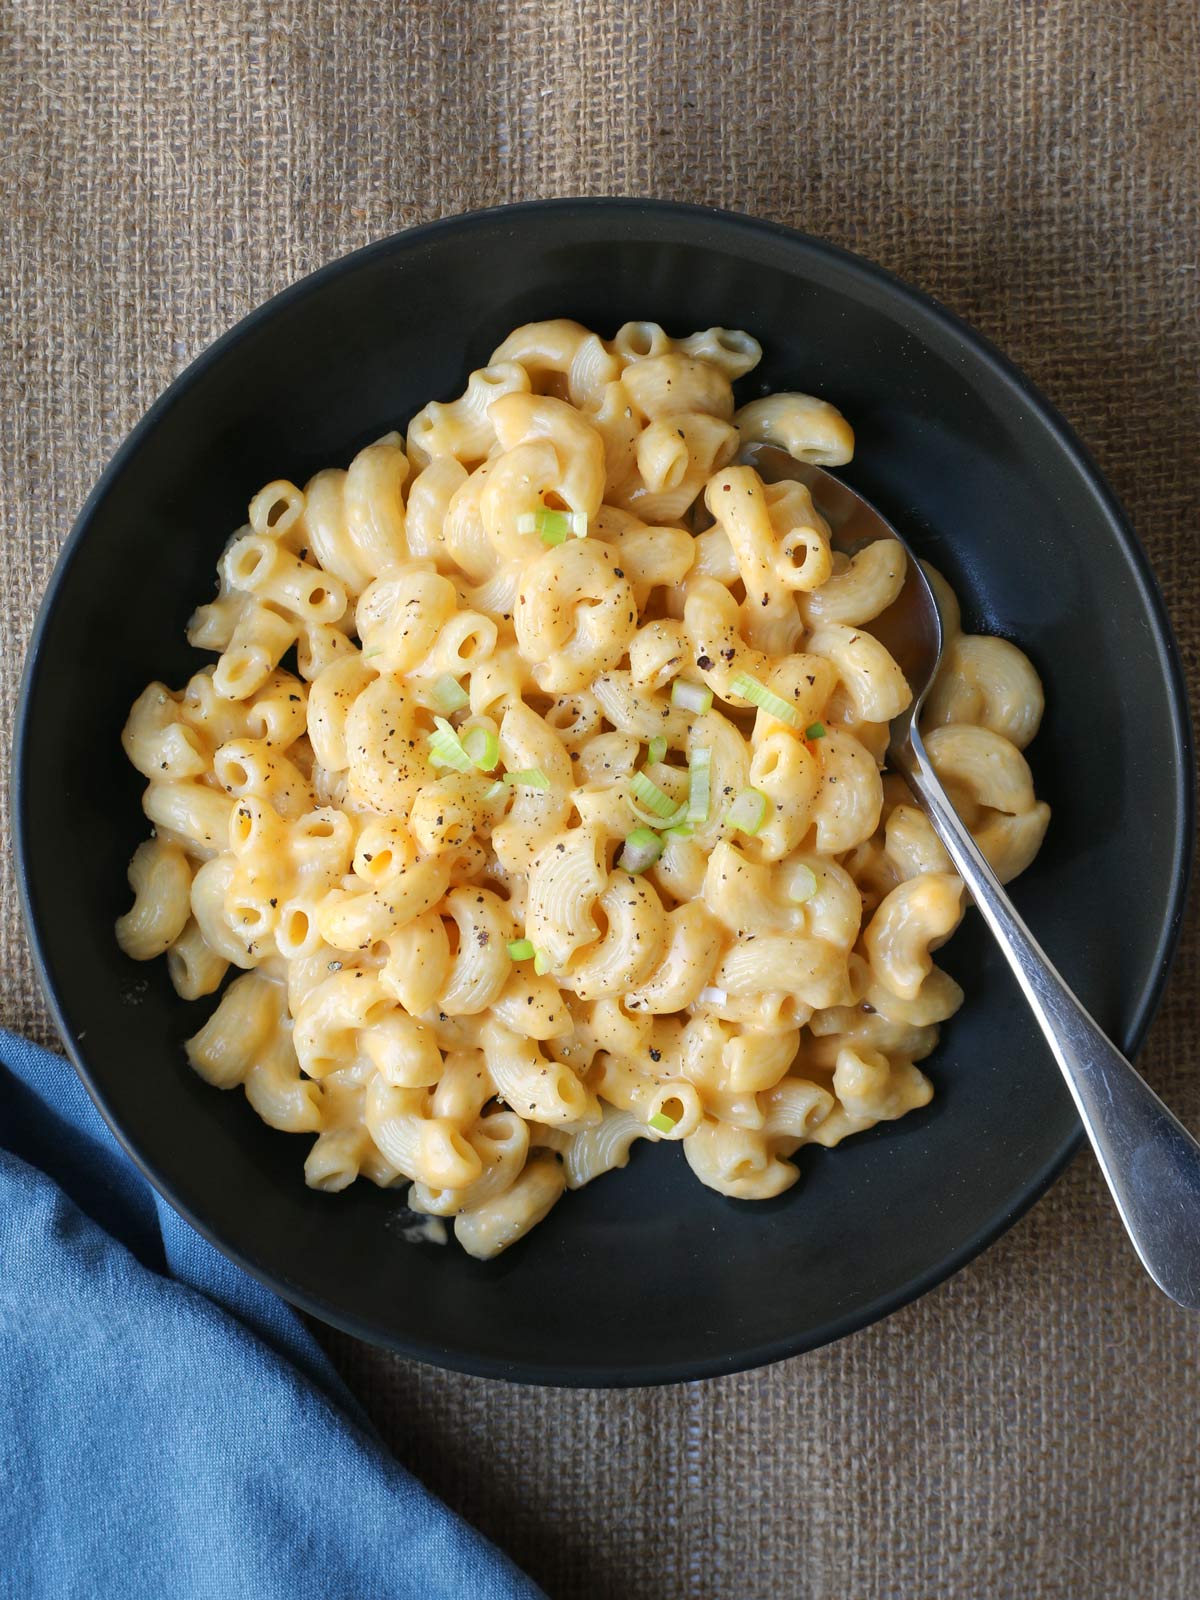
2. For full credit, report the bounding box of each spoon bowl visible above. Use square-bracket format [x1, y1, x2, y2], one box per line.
[747, 444, 945, 750]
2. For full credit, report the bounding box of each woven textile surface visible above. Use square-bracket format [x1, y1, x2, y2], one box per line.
[3, 3, 1198, 1596]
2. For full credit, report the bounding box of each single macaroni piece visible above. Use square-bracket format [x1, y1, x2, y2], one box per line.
[117, 321, 1050, 1258]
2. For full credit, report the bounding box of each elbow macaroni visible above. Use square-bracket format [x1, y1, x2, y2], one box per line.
[117, 320, 1049, 1259]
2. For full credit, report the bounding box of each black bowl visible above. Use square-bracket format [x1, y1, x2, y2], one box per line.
[16, 201, 1192, 1385]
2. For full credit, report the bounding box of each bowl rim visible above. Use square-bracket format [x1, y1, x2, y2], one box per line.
[14, 197, 1196, 1386]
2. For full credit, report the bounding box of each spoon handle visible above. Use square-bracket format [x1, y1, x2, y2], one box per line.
[898, 735, 1200, 1309]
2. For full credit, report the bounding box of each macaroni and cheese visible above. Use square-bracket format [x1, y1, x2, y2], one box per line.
[117, 319, 1049, 1259]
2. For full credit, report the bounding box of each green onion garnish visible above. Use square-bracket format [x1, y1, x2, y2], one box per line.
[664, 823, 694, 839]
[630, 797, 687, 829]
[507, 938, 535, 961]
[728, 787, 770, 835]
[618, 827, 664, 875]
[729, 671, 800, 728]
[430, 674, 470, 714]
[671, 678, 713, 714]
[533, 947, 551, 975]
[516, 509, 588, 545]
[649, 1110, 677, 1134]
[687, 747, 711, 824]
[461, 725, 500, 771]
[789, 865, 818, 903]
[482, 780, 507, 802]
[631, 770, 683, 821]
[427, 716, 473, 773]
[647, 735, 667, 767]
[805, 722, 827, 740]
[504, 767, 550, 790]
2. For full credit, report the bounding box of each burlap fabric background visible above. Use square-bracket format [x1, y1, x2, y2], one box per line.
[3, 3, 1198, 1597]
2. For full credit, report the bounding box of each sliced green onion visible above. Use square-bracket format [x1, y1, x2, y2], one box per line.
[516, 509, 587, 545]
[805, 721, 827, 740]
[687, 747, 711, 824]
[649, 1110, 677, 1135]
[664, 823, 695, 839]
[507, 938, 535, 961]
[671, 678, 713, 714]
[504, 767, 550, 790]
[461, 725, 500, 771]
[647, 735, 668, 767]
[533, 947, 551, 975]
[362, 645, 383, 659]
[430, 674, 470, 714]
[728, 786, 770, 835]
[631, 770, 683, 821]
[618, 827, 664, 875]
[630, 796, 687, 829]
[482, 779, 507, 802]
[427, 715, 473, 772]
[789, 864, 818, 903]
[729, 671, 800, 728]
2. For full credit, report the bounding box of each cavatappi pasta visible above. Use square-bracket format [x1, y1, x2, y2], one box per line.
[117, 319, 1049, 1259]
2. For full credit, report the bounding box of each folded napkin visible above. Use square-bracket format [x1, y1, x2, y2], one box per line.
[0, 1031, 544, 1600]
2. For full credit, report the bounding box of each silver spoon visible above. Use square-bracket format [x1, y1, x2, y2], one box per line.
[750, 445, 1200, 1309]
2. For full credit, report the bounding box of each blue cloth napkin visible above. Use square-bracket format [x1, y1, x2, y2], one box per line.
[0, 1030, 545, 1600]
